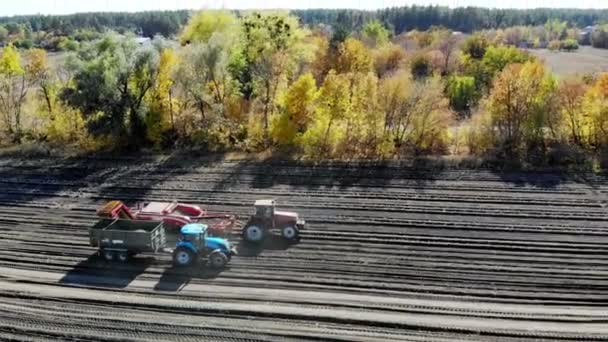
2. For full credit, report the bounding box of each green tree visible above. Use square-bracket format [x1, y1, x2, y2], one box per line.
[446, 76, 478, 114]
[462, 34, 489, 60]
[410, 54, 433, 80]
[241, 12, 310, 138]
[361, 20, 389, 47]
[61, 34, 160, 145]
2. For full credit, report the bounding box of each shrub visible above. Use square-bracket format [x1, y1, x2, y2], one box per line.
[561, 38, 579, 52]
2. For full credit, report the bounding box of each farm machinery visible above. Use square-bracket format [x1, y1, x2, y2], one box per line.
[96, 198, 305, 245]
[89, 218, 236, 269]
[241, 199, 305, 243]
[97, 200, 235, 237]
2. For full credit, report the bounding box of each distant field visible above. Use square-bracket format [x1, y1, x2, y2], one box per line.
[528, 46, 608, 76]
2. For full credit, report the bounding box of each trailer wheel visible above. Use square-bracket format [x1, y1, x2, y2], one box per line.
[117, 251, 129, 263]
[102, 250, 115, 262]
[173, 247, 193, 267]
[208, 251, 228, 269]
[281, 226, 299, 240]
[243, 225, 264, 243]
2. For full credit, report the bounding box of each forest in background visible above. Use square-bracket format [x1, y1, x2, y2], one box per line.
[0, 7, 607, 168]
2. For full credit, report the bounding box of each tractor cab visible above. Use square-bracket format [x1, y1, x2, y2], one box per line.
[254, 199, 275, 224]
[178, 223, 208, 249]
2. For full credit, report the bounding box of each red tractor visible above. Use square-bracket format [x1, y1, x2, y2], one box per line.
[96, 200, 235, 237]
[242, 199, 305, 243]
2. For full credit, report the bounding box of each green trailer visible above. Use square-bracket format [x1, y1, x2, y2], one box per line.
[89, 218, 236, 268]
[89, 218, 167, 262]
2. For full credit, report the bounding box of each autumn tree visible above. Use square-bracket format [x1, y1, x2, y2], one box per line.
[271, 72, 317, 146]
[558, 78, 588, 146]
[379, 70, 452, 155]
[146, 48, 177, 147]
[300, 70, 350, 157]
[373, 43, 406, 78]
[0, 45, 36, 141]
[240, 12, 310, 139]
[335, 38, 373, 75]
[582, 73, 608, 148]
[432, 29, 461, 75]
[179, 10, 239, 45]
[484, 61, 557, 158]
[340, 71, 384, 157]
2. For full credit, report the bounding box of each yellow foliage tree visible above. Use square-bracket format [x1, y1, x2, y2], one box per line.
[583, 73, 608, 147]
[558, 78, 589, 146]
[0, 44, 25, 140]
[379, 70, 452, 155]
[483, 61, 558, 157]
[271, 72, 317, 146]
[335, 38, 373, 75]
[146, 48, 178, 147]
[28, 49, 88, 145]
[299, 70, 350, 157]
[179, 11, 239, 45]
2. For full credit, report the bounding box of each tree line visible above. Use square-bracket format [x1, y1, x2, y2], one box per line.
[295, 7, 608, 34]
[0, 10, 607, 167]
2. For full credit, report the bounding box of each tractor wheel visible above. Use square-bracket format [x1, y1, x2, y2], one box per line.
[281, 226, 299, 240]
[173, 247, 194, 267]
[102, 250, 115, 262]
[208, 251, 228, 269]
[116, 251, 129, 263]
[243, 225, 264, 243]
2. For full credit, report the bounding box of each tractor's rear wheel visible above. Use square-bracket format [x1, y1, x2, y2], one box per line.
[173, 247, 194, 267]
[281, 226, 299, 240]
[102, 250, 115, 262]
[208, 251, 228, 269]
[243, 225, 264, 243]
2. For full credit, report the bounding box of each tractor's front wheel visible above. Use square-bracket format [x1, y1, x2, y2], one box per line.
[173, 247, 194, 267]
[281, 226, 300, 240]
[208, 251, 228, 269]
[243, 225, 265, 243]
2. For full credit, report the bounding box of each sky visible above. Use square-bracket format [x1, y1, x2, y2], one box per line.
[0, 0, 605, 17]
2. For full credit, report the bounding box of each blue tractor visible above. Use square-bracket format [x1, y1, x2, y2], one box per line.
[173, 223, 236, 269]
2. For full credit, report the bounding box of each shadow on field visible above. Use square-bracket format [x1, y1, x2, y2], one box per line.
[492, 171, 572, 189]
[236, 235, 295, 257]
[59, 252, 153, 288]
[154, 265, 225, 292]
[0, 152, 227, 208]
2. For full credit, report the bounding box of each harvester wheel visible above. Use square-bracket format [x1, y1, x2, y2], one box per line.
[281, 226, 299, 240]
[208, 251, 228, 269]
[243, 225, 264, 243]
[102, 250, 115, 262]
[173, 247, 193, 267]
[117, 251, 129, 263]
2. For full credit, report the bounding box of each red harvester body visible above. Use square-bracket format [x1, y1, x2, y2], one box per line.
[97, 200, 235, 237]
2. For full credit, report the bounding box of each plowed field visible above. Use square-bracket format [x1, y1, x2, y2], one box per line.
[0, 155, 606, 341]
